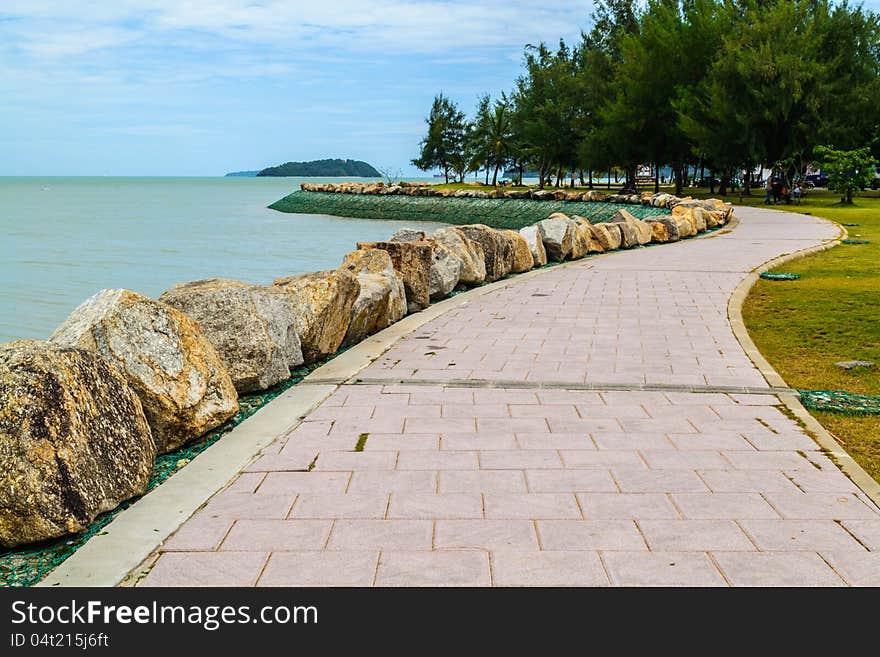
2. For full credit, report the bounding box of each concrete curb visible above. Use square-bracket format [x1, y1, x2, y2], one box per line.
[726, 213, 880, 509]
[36, 212, 734, 587]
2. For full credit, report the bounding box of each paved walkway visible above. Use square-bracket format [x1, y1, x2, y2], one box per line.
[141, 207, 880, 586]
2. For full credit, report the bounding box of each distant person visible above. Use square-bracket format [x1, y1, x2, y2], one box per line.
[763, 179, 773, 204]
[780, 184, 791, 204]
[771, 177, 783, 204]
[792, 185, 803, 202]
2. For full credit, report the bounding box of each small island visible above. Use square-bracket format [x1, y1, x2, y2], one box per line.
[256, 158, 381, 177]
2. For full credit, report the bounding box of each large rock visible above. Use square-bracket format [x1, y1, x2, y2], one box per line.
[457, 225, 516, 282]
[356, 240, 433, 312]
[503, 230, 535, 273]
[159, 279, 303, 394]
[518, 225, 548, 267]
[566, 217, 592, 259]
[536, 215, 575, 261]
[0, 341, 155, 547]
[387, 230, 462, 299]
[588, 222, 623, 251]
[571, 216, 605, 254]
[672, 205, 706, 233]
[271, 269, 361, 363]
[431, 227, 486, 285]
[606, 209, 653, 246]
[51, 289, 238, 454]
[644, 216, 680, 243]
[389, 228, 427, 242]
[341, 249, 407, 345]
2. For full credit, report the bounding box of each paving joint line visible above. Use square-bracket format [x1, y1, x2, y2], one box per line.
[303, 377, 797, 397]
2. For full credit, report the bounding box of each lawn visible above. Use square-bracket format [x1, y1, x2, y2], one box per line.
[726, 189, 880, 482]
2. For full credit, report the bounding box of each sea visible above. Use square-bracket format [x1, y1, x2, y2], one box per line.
[0, 176, 441, 343]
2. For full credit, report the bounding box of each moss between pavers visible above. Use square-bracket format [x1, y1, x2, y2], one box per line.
[268, 191, 670, 230]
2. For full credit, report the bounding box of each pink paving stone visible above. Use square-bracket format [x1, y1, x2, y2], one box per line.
[224, 472, 267, 492]
[257, 552, 379, 587]
[820, 551, 880, 586]
[220, 519, 332, 551]
[141, 552, 269, 587]
[739, 519, 867, 552]
[601, 552, 727, 587]
[561, 449, 645, 469]
[161, 513, 233, 551]
[479, 450, 563, 470]
[484, 493, 582, 519]
[441, 432, 518, 450]
[509, 404, 579, 418]
[256, 472, 351, 496]
[592, 432, 676, 450]
[741, 431, 820, 451]
[404, 417, 476, 434]
[245, 453, 316, 473]
[639, 450, 729, 470]
[525, 469, 617, 493]
[612, 469, 709, 493]
[537, 520, 646, 551]
[719, 451, 814, 470]
[548, 418, 624, 433]
[200, 491, 297, 519]
[387, 493, 483, 519]
[761, 492, 880, 519]
[308, 405, 374, 420]
[396, 450, 478, 470]
[516, 432, 594, 450]
[698, 470, 800, 493]
[290, 494, 389, 519]
[712, 552, 845, 587]
[839, 519, 880, 550]
[326, 520, 434, 550]
[313, 450, 398, 471]
[667, 432, 755, 451]
[434, 519, 539, 550]
[576, 404, 649, 419]
[438, 470, 528, 493]
[577, 493, 680, 519]
[363, 433, 440, 451]
[329, 416, 405, 436]
[783, 469, 861, 493]
[347, 471, 437, 493]
[670, 493, 780, 520]
[491, 551, 609, 586]
[637, 519, 755, 551]
[441, 404, 509, 418]
[478, 417, 550, 433]
[375, 551, 491, 587]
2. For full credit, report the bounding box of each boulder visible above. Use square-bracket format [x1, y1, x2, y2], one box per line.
[51, 289, 239, 454]
[566, 217, 592, 259]
[607, 209, 652, 246]
[518, 225, 548, 267]
[431, 227, 487, 285]
[385, 230, 462, 300]
[588, 222, 623, 251]
[531, 190, 555, 201]
[271, 269, 361, 363]
[389, 228, 427, 242]
[0, 341, 156, 547]
[536, 215, 575, 261]
[356, 240, 433, 312]
[457, 225, 516, 282]
[503, 230, 535, 273]
[341, 249, 407, 345]
[585, 190, 606, 202]
[672, 205, 705, 233]
[159, 279, 304, 394]
[571, 216, 605, 254]
[644, 216, 680, 243]
[674, 214, 697, 238]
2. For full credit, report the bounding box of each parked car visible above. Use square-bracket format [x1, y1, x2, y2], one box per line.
[805, 172, 829, 188]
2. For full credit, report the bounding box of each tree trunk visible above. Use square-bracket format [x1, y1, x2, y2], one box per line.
[607, 171, 611, 190]
[588, 170, 593, 189]
[539, 161, 547, 190]
[492, 163, 500, 187]
[699, 159, 705, 187]
[709, 170, 715, 194]
[485, 165, 489, 185]
[444, 166, 449, 184]
[579, 169, 586, 186]
[672, 162, 683, 196]
[654, 161, 660, 194]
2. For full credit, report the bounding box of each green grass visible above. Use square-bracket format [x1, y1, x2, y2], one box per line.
[269, 190, 669, 230]
[731, 189, 880, 482]
[354, 433, 369, 452]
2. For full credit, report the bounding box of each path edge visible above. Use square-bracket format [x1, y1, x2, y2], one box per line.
[727, 215, 880, 508]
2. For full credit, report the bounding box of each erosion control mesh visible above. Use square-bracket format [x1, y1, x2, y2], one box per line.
[760, 272, 801, 281]
[842, 239, 870, 245]
[268, 191, 670, 230]
[0, 362, 321, 588]
[799, 389, 880, 415]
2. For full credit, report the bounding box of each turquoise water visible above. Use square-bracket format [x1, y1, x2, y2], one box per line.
[0, 177, 440, 343]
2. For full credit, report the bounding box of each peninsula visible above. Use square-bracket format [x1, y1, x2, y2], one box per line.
[256, 158, 381, 177]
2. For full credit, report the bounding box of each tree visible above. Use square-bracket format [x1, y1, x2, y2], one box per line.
[813, 145, 876, 204]
[412, 94, 467, 183]
[471, 95, 515, 186]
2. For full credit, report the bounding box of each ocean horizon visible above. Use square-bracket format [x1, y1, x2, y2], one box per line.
[0, 176, 440, 343]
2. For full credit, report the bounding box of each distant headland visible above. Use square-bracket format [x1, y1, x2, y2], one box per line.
[225, 159, 381, 178]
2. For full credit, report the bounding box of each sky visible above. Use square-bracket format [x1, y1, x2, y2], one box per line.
[0, 1, 594, 176]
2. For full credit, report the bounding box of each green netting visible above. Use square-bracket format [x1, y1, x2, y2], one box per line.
[269, 191, 669, 230]
[799, 389, 880, 415]
[842, 239, 870, 244]
[760, 272, 801, 281]
[0, 359, 329, 588]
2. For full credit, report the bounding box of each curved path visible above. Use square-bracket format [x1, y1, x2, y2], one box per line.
[140, 206, 880, 587]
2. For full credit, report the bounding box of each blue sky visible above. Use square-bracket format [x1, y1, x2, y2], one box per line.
[0, 1, 593, 176]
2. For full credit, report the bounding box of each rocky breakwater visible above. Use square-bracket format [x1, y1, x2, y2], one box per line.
[0, 189, 732, 548]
